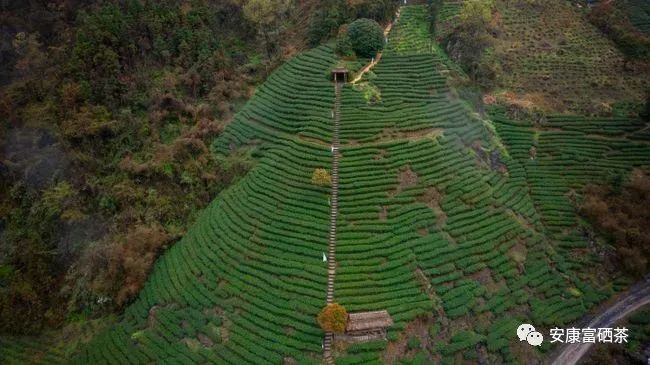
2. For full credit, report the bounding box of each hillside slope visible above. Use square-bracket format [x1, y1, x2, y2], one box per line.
[1, 44, 337, 364]
[71, 46, 340, 364]
[3, 4, 649, 364]
[0, 0, 402, 339]
[438, 0, 649, 113]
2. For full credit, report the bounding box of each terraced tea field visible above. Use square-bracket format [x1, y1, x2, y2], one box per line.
[499, 0, 649, 112]
[492, 108, 650, 270]
[435, 1, 463, 39]
[330, 5, 635, 364]
[439, 0, 649, 113]
[2, 4, 649, 365]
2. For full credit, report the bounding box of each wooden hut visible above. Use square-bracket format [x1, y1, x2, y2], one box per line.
[331, 67, 349, 83]
[335, 310, 393, 342]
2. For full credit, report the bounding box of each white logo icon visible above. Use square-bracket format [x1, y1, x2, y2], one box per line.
[517, 323, 535, 341]
[526, 331, 544, 346]
[517, 324, 544, 346]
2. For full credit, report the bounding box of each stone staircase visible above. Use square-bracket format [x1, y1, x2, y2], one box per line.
[323, 81, 342, 365]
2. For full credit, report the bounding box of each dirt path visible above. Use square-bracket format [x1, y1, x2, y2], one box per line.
[550, 277, 650, 365]
[350, 8, 401, 84]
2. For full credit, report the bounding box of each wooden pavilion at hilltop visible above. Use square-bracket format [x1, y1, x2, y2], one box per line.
[331, 67, 349, 83]
[335, 310, 393, 342]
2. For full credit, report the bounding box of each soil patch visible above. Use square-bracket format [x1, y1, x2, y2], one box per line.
[398, 166, 418, 190]
[379, 205, 388, 221]
[197, 333, 214, 347]
[382, 315, 437, 364]
[508, 239, 528, 273]
[377, 127, 442, 142]
[419, 187, 447, 228]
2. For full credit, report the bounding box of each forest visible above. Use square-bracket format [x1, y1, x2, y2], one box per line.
[0, 0, 397, 335]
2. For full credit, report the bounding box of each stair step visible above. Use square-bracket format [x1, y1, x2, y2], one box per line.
[325, 83, 343, 363]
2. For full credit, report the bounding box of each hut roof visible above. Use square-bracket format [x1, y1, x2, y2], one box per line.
[332, 67, 348, 73]
[345, 310, 393, 332]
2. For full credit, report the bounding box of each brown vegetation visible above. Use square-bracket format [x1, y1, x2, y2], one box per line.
[382, 315, 436, 364]
[442, 0, 501, 89]
[317, 303, 348, 333]
[588, 1, 650, 69]
[419, 187, 447, 228]
[76, 224, 174, 306]
[579, 169, 650, 277]
[397, 167, 419, 191]
[311, 168, 332, 186]
[0, 0, 303, 335]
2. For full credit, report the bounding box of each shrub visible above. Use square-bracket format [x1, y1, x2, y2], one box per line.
[78, 224, 174, 306]
[458, 0, 493, 26]
[317, 303, 348, 333]
[353, 82, 381, 104]
[335, 26, 354, 57]
[308, 7, 344, 46]
[307, 0, 397, 46]
[311, 168, 332, 186]
[348, 18, 384, 58]
[349, 0, 396, 22]
[443, 0, 498, 87]
[407, 336, 421, 350]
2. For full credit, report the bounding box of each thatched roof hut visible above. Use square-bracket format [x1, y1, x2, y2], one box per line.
[345, 310, 393, 336]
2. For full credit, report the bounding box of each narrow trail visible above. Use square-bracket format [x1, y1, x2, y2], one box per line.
[550, 277, 650, 365]
[323, 81, 342, 365]
[350, 8, 401, 85]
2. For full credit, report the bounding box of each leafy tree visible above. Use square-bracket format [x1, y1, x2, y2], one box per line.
[616, 32, 650, 69]
[70, 5, 129, 105]
[407, 336, 421, 350]
[11, 32, 48, 96]
[335, 26, 353, 57]
[78, 224, 173, 306]
[317, 303, 348, 333]
[308, 0, 348, 46]
[348, 18, 384, 58]
[458, 0, 493, 27]
[311, 168, 332, 186]
[243, 0, 291, 60]
[0, 180, 83, 333]
[307, 0, 396, 46]
[347, 0, 396, 21]
[353, 82, 381, 104]
[588, 2, 650, 69]
[443, 0, 498, 87]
